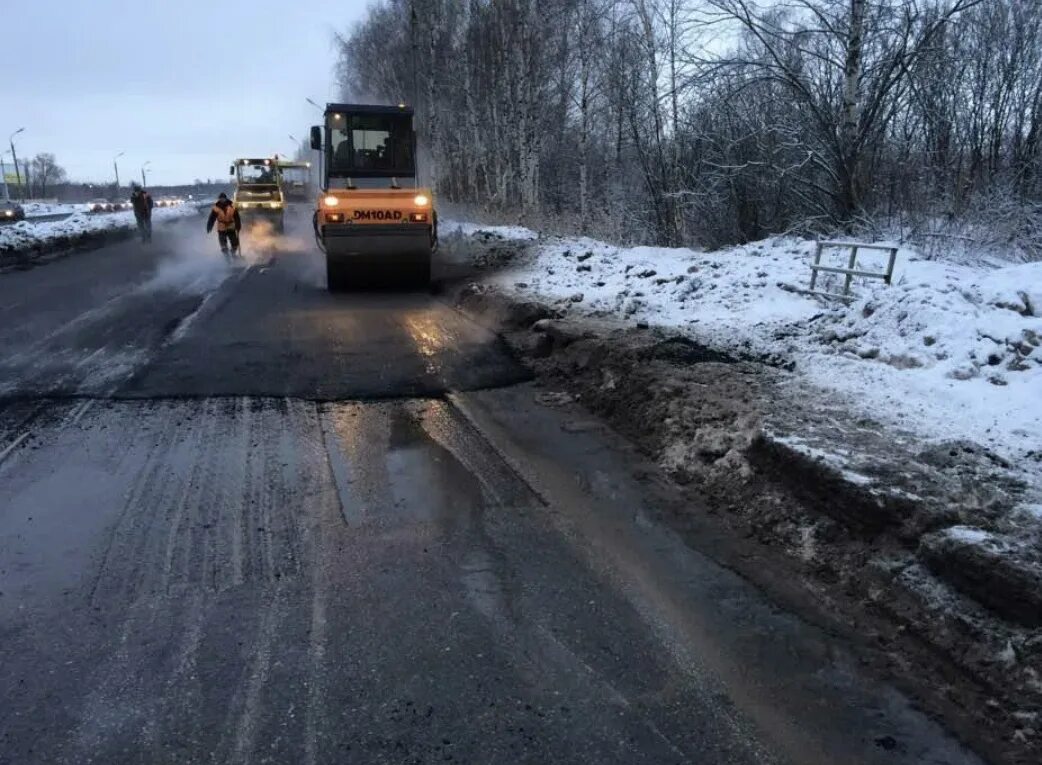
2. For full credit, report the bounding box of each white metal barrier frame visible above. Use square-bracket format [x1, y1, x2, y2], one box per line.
[808, 241, 898, 300]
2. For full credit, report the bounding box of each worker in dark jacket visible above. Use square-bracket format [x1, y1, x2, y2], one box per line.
[130, 183, 154, 242]
[206, 193, 241, 256]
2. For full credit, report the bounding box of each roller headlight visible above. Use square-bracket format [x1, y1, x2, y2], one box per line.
[324, 196, 339, 207]
[413, 194, 429, 207]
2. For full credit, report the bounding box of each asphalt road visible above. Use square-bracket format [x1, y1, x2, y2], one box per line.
[0, 212, 984, 764]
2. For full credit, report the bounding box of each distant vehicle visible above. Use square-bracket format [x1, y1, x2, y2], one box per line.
[110, 200, 132, 212]
[310, 103, 435, 289]
[88, 199, 114, 213]
[1, 200, 26, 222]
[155, 197, 185, 208]
[231, 158, 285, 232]
[277, 160, 313, 203]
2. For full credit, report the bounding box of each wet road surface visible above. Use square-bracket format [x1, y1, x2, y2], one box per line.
[0, 214, 984, 764]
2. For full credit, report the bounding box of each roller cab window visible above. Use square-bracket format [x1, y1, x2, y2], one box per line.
[328, 114, 415, 178]
[237, 161, 278, 186]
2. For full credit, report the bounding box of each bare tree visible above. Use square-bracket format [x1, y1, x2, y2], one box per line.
[705, 0, 986, 224]
[30, 153, 67, 198]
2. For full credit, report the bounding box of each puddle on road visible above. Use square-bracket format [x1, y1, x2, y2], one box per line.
[386, 405, 486, 531]
[322, 398, 528, 630]
[322, 401, 492, 535]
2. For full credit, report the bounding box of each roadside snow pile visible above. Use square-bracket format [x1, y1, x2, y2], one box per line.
[21, 201, 84, 217]
[814, 260, 1041, 383]
[0, 205, 197, 254]
[491, 237, 822, 345]
[798, 259, 1041, 474]
[441, 219, 538, 242]
[485, 234, 1042, 493]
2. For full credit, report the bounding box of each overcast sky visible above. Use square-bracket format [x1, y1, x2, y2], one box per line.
[5, 1, 372, 186]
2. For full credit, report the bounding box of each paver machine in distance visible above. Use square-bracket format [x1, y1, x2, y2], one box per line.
[231, 157, 285, 233]
[311, 103, 436, 290]
[277, 159, 313, 203]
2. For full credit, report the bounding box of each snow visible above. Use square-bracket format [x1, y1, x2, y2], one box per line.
[20, 202, 84, 218]
[490, 236, 826, 341]
[0, 205, 198, 253]
[769, 432, 879, 487]
[441, 219, 538, 241]
[944, 526, 996, 546]
[465, 226, 1042, 498]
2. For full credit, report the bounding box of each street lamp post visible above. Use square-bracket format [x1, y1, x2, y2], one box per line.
[1, 150, 10, 202]
[9, 128, 25, 201]
[113, 151, 125, 194]
[141, 161, 151, 188]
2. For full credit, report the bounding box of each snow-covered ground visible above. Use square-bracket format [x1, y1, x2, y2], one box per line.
[0, 205, 199, 252]
[440, 219, 539, 241]
[20, 201, 85, 218]
[450, 224, 1042, 500]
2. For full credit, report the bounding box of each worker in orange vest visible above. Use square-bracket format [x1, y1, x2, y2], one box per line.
[206, 193, 242, 256]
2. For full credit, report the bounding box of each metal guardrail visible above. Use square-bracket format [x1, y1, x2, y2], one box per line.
[808, 241, 898, 300]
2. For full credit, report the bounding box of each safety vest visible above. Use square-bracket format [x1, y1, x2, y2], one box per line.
[212, 203, 237, 232]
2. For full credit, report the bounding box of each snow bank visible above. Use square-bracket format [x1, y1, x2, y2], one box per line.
[0, 205, 198, 253]
[440, 219, 538, 241]
[801, 258, 1041, 478]
[21, 201, 84, 217]
[481, 232, 1042, 494]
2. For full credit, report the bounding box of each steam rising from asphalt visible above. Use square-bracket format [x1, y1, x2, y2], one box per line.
[144, 227, 235, 295]
[239, 218, 310, 264]
[136, 211, 325, 296]
[240, 216, 328, 288]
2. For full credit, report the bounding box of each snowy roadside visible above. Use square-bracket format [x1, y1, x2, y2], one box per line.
[0, 205, 200, 263]
[20, 201, 85, 218]
[439, 219, 540, 242]
[446, 220, 1042, 751]
[455, 225, 1041, 508]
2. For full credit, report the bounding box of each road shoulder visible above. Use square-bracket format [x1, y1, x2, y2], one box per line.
[444, 233, 1041, 765]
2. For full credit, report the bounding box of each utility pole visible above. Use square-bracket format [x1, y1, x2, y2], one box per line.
[113, 151, 125, 195]
[1, 151, 10, 202]
[9, 128, 25, 200]
[141, 160, 151, 187]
